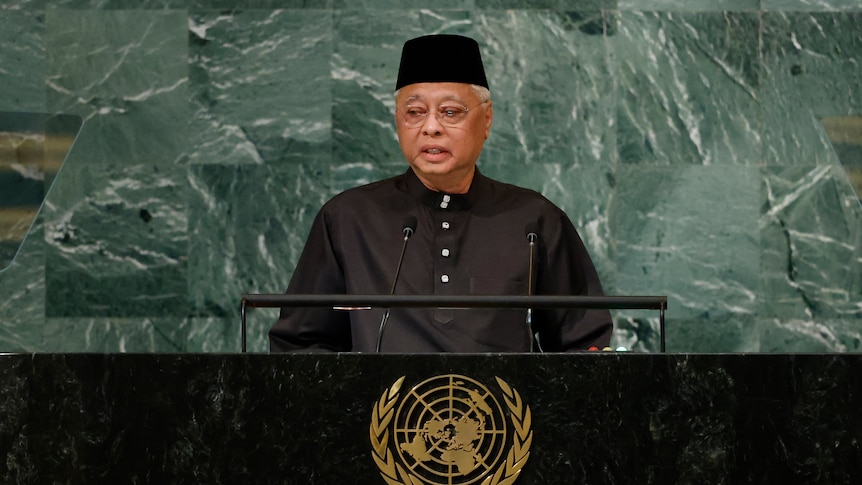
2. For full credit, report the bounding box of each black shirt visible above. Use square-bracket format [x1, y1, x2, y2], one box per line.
[269, 168, 612, 352]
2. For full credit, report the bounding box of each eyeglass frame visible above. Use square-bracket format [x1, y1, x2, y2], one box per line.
[397, 100, 490, 128]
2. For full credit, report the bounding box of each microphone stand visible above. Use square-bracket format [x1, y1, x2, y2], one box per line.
[526, 230, 539, 352]
[376, 222, 414, 352]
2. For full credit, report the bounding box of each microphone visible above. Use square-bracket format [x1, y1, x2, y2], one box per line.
[525, 223, 541, 352]
[375, 216, 417, 352]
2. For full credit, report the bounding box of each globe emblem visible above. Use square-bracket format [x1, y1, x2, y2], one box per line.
[393, 375, 508, 485]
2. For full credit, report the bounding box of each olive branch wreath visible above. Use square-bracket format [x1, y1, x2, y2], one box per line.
[369, 376, 532, 485]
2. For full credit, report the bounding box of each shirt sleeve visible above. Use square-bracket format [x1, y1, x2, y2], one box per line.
[268, 207, 352, 352]
[532, 210, 613, 351]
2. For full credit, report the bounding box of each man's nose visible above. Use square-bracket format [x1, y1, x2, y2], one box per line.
[421, 112, 444, 136]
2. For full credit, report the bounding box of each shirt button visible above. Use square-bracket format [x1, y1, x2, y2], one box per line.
[442, 195, 451, 202]
[441, 248, 450, 257]
[440, 201, 448, 209]
[442, 222, 450, 230]
[441, 274, 450, 283]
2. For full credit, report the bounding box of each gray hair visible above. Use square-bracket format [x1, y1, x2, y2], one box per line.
[471, 85, 491, 103]
[394, 84, 491, 103]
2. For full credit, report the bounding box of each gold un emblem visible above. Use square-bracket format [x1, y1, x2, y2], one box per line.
[370, 374, 532, 485]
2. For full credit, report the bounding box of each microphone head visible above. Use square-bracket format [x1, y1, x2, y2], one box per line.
[403, 215, 417, 238]
[525, 222, 538, 242]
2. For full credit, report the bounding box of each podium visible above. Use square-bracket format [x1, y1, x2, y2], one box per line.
[2, 353, 861, 483]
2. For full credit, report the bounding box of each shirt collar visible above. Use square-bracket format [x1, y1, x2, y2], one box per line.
[401, 168, 485, 211]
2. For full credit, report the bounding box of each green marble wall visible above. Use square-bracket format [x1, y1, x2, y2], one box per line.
[0, 1, 859, 353]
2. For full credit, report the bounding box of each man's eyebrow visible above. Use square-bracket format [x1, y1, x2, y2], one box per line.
[403, 94, 465, 104]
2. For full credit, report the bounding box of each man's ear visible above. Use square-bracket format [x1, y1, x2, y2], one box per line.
[484, 101, 493, 139]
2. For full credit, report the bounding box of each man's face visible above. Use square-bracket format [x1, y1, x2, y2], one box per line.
[395, 82, 493, 193]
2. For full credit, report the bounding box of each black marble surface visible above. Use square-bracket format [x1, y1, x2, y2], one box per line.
[1, 353, 860, 484]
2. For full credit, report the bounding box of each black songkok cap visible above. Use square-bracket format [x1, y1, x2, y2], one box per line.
[395, 34, 489, 91]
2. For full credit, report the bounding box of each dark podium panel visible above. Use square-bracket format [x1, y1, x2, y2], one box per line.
[1, 353, 861, 484]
